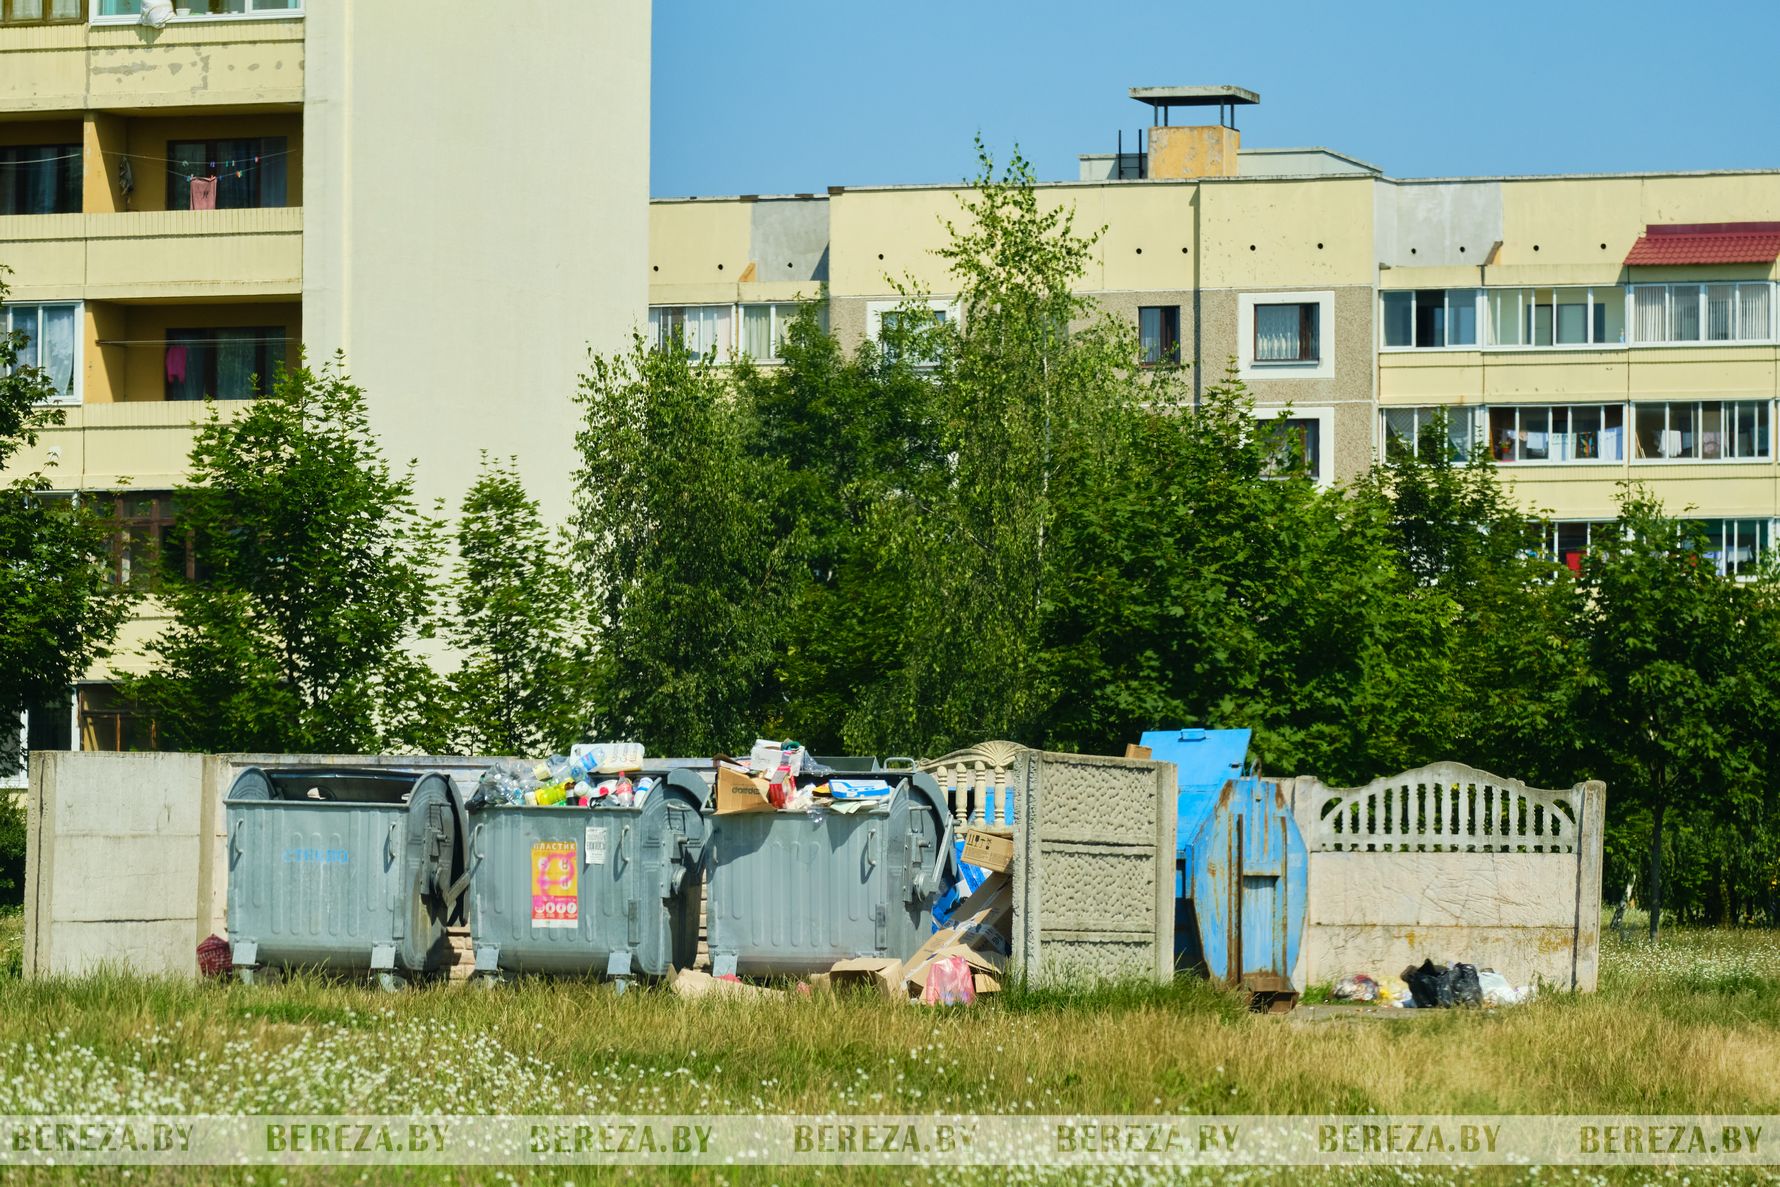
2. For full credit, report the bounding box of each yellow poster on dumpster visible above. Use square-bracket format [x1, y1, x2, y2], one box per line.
[531, 841, 579, 929]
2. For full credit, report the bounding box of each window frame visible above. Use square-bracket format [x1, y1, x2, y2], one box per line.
[1381, 405, 1482, 463]
[165, 136, 289, 212]
[1380, 289, 1482, 351]
[1254, 405, 1335, 487]
[1252, 301, 1320, 365]
[90, 0, 300, 23]
[0, 143, 82, 216]
[163, 325, 286, 402]
[103, 491, 199, 591]
[1486, 403, 1628, 465]
[1475, 286, 1625, 351]
[1630, 399, 1772, 463]
[2, 0, 86, 25]
[1627, 282, 1776, 346]
[736, 302, 810, 364]
[1, 300, 83, 405]
[1138, 304, 1182, 367]
[866, 297, 957, 369]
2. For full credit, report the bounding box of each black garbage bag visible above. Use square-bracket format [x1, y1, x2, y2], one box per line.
[1403, 959, 1450, 1008]
[1447, 962, 1483, 1007]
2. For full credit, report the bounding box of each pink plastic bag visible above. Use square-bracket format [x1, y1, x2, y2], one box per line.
[920, 955, 976, 1006]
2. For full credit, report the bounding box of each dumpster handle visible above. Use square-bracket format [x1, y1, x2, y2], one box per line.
[619, 824, 631, 868]
[383, 821, 399, 868]
[885, 756, 917, 771]
[441, 822, 483, 917]
[228, 818, 243, 866]
[865, 826, 878, 870]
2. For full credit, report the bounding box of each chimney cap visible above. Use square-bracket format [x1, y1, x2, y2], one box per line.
[1128, 84, 1260, 109]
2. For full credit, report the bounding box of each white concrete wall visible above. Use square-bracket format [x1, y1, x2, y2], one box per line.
[301, 2, 650, 524]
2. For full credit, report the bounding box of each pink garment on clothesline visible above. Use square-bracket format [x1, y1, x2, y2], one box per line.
[189, 177, 217, 211]
[165, 345, 187, 384]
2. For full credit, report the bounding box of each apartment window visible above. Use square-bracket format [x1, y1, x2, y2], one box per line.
[1632, 400, 1770, 461]
[167, 138, 288, 211]
[1701, 518, 1771, 578]
[739, 303, 809, 362]
[1255, 415, 1323, 483]
[95, 0, 296, 14]
[78, 685, 158, 752]
[0, 145, 81, 215]
[1484, 287, 1623, 347]
[1381, 290, 1479, 348]
[2, 0, 83, 24]
[1630, 283, 1774, 344]
[1253, 303, 1319, 363]
[1139, 305, 1181, 366]
[1541, 520, 1615, 575]
[648, 305, 732, 358]
[2, 302, 79, 403]
[104, 492, 200, 590]
[1382, 406, 1481, 462]
[877, 306, 950, 366]
[1488, 404, 1625, 463]
[164, 327, 286, 401]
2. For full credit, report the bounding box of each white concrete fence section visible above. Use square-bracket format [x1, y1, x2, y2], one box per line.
[1288, 763, 1607, 992]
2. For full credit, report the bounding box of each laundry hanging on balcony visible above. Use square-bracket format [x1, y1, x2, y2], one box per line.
[189, 176, 217, 211]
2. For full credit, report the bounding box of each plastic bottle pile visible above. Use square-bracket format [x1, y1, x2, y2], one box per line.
[468, 742, 657, 810]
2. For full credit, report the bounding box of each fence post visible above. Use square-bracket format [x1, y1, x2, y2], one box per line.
[1572, 779, 1608, 991]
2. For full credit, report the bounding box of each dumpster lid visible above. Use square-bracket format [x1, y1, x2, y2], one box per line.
[1138, 728, 1252, 858]
[244, 768, 434, 804]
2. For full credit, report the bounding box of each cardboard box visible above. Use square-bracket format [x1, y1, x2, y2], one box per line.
[1124, 743, 1152, 760]
[714, 766, 776, 815]
[960, 827, 1014, 873]
[812, 957, 904, 999]
[899, 871, 1013, 996]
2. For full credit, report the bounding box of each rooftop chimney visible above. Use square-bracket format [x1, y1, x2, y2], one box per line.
[1129, 85, 1258, 179]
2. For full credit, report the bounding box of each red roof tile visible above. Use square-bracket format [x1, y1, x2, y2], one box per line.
[1625, 222, 1780, 266]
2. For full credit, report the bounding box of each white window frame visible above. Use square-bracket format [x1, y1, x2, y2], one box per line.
[1485, 402, 1629, 466]
[1472, 287, 1627, 351]
[1628, 399, 1773, 464]
[1378, 289, 1483, 352]
[1697, 517, 1774, 579]
[736, 302, 806, 364]
[1379, 405, 1484, 462]
[1255, 404, 1335, 488]
[866, 297, 958, 367]
[1626, 282, 1776, 347]
[2, 300, 82, 405]
[647, 304, 732, 359]
[1238, 291, 1334, 380]
[91, 0, 302, 24]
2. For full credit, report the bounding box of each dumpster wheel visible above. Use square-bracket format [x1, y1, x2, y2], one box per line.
[376, 971, 407, 994]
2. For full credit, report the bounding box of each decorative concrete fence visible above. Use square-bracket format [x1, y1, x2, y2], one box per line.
[1286, 762, 1606, 992]
[922, 744, 1177, 986]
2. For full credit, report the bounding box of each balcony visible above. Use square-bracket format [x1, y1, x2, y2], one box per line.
[0, 7, 302, 114]
[0, 206, 301, 298]
[11, 398, 236, 490]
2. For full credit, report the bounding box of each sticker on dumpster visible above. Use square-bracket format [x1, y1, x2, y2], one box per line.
[531, 841, 579, 928]
[586, 827, 607, 867]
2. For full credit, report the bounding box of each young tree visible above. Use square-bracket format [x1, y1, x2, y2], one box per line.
[447, 455, 589, 755]
[0, 274, 129, 777]
[127, 355, 448, 754]
[572, 335, 785, 755]
[1573, 489, 1746, 939]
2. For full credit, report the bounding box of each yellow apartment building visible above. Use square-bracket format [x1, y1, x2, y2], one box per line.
[649, 86, 1780, 580]
[0, 0, 649, 768]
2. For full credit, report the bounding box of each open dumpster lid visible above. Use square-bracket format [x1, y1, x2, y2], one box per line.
[1138, 728, 1252, 859]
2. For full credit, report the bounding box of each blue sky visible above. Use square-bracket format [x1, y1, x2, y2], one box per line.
[651, 0, 1780, 197]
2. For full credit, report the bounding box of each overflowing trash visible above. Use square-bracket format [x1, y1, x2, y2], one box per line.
[1331, 973, 1380, 1002]
[712, 741, 883, 815]
[1329, 960, 1535, 1008]
[467, 743, 657, 811]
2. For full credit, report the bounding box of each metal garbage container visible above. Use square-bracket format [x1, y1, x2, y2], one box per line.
[226, 766, 469, 989]
[467, 767, 710, 987]
[1140, 727, 1308, 1009]
[703, 765, 959, 977]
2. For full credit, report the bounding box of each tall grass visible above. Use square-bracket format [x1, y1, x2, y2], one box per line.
[0, 919, 1774, 1185]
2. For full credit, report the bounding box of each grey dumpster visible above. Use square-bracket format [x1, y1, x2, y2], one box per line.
[467, 768, 710, 986]
[226, 767, 469, 988]
[704, 767, 958, 977]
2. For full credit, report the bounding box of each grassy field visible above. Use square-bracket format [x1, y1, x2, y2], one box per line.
[0, 909, 1776, 1185]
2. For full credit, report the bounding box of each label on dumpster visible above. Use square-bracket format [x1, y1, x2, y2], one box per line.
[531, 841, 579, 928]
[585, 827, 607, 867]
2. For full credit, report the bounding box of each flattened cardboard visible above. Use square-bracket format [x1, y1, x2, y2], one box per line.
[899, 872, 1012, 994]
[816, 957, 904, 998]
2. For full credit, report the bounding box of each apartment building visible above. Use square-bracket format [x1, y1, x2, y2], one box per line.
[649, 86, 1780, 576]
[0, 1, 649, 765]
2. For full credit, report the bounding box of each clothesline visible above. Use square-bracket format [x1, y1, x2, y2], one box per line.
[0, 145, 300, 169]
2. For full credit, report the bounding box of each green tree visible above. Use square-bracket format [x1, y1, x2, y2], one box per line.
[0, 273, 129, 778]
[1573, 489, 1747, 938]
[127, 355, 448, 754]
[847, 142, 1149, 755]
[447, 455, 589, 755]
[571, 335, 784, 755]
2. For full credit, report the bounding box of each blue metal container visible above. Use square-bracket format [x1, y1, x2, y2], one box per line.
[1139, 728, 1308, 997]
